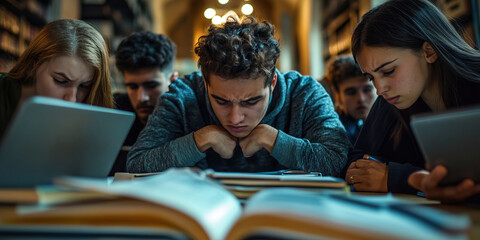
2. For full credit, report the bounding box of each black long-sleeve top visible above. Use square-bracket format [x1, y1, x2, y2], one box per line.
[345, 96, 429, 194]
[343, 79, 480, 194]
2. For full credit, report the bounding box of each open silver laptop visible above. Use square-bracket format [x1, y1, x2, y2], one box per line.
[410, 106, 480, 186]
[0, 96, 135, 188]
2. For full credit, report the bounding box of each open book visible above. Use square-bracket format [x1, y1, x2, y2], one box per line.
[2, 168, 241, 240]
[0, 168, 470, 240]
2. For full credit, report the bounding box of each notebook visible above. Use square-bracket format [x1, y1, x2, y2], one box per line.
[410, 106, 480, 185]
[0, 96, 135, 188]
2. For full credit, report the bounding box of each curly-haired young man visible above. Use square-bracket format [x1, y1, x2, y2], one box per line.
[127, 17, 350, 176]
[109, 31, 177, 175]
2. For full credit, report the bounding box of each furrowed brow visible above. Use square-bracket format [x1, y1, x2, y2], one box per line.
[241, 95, 264, 103]
[53, 72, 73, 81]
[373, 59, 397, 72]
[211, 94, 229, 102]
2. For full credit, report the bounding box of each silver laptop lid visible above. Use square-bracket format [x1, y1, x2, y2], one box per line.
[0, 96, 135, 188]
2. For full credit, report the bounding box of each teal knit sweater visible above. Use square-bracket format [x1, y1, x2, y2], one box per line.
[127, 70, 350, 177]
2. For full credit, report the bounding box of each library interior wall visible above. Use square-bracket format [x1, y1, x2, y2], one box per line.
[0, 0, 478, 82]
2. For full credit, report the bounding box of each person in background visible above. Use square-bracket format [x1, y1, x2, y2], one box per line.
[344, 0, 480, 202]
[324, 55, 376, 144]
[127, 16, 350, 175]
[0, 19, 113, 138]
[109, 31, 177, 175]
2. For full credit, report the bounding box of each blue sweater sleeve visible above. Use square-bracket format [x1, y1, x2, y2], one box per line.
[271, 75, 351, 177]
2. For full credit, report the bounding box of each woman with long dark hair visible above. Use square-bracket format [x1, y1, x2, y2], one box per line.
[344, 0, 480, 202]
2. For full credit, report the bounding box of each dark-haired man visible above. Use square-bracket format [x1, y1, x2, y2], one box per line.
[109, 31, 177, 175]
[324, 55, 376, 144]
[127, 17, 350, 176]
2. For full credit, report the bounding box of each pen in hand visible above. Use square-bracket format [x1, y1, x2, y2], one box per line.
[363, 154, 383, 163]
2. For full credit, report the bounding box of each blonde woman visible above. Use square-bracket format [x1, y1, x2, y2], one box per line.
[1, 19, 113, 137]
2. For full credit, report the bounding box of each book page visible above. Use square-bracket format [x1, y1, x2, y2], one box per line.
[55, 168, 242, 240]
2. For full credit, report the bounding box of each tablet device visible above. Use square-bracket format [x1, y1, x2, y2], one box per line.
[410, 107, 480, 186]
[0, 96, 135, 188]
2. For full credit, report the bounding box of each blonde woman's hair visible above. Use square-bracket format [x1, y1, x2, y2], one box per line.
[8, 19, 113, 108]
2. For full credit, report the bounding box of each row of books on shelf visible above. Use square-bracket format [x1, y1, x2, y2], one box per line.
[0, 6, 20, 35]
[24, 0, 48, 19]
[0, 24, 40, 59]
[0, 0, 45, 60]
[21, 21, 41, 42]
[0, 168, 471, 240]
[0, 31, 19, 56]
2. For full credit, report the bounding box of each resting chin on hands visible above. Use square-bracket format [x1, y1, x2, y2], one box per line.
[345, 160, 388, 192]
[408, 165, 480, 203]
[239, 124, 278, 157]
[194, 125, 237, 159]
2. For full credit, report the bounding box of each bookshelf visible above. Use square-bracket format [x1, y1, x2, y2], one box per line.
[80, 0, 153, 91]
[320, 0, 479, 65]
[0, 0, 49, 72]
[320, 0, 367, 64]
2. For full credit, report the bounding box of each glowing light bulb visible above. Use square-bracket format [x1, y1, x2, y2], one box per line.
[241, 4, 253, 15]
[204, 8, 216, 19]
[212, 15, 222, 24]
[218, 0, 229, 4]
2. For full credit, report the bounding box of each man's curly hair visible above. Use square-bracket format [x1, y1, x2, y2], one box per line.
[115, 31, 176, 73]
[195, 17, 280, 87]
